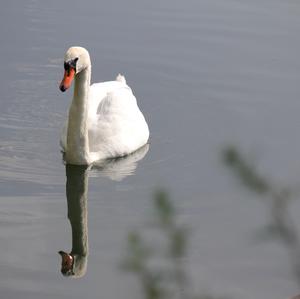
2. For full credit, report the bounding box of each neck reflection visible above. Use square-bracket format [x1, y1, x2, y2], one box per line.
[59, 144, 149, 278]
[59, 164, 89, 278]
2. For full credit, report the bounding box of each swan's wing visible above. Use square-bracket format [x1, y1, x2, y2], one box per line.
[88, 85, 149, 157]
[88, 81, 129, 120]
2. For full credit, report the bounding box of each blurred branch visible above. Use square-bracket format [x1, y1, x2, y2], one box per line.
[121, 189, 225, 299]
[222, 146, 269, 194]
[222, 146, 300, 285]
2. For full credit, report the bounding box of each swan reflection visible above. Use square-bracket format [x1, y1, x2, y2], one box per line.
[58, 144, 149, 277]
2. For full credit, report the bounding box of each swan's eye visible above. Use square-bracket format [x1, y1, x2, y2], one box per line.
[64, 62, 70, 71]
[64, 58, 78, 75]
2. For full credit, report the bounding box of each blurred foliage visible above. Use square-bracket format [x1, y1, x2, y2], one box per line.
[121, 189, 226, 299]
[121, 146, 300, 299]
[222, 145, 300, 286]
[222, 146, 269, 194]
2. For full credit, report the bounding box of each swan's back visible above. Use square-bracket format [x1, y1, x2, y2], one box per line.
[87, 79, 149, 160]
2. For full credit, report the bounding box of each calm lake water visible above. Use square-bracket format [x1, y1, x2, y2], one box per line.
[1, 0, 300, 298]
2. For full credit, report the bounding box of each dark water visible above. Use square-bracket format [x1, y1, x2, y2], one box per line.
[1, 0, 300, 298]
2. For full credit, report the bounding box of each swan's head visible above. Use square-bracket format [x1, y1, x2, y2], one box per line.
[59, 46, 91, 92]
[58, 251, 87, 278]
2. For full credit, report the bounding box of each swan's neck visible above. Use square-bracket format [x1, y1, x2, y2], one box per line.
[66, 66, 91, 164]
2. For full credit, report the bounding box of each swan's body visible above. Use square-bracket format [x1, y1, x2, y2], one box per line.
[59, 47, 149, 165]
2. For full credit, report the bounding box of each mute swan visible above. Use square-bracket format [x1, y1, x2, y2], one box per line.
[59, 46, 149, 165]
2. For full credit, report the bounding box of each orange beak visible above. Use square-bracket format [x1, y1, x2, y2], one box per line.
[59, 68, 75, 92]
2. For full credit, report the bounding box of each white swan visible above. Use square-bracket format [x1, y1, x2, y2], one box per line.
[59, 46, 149, 165]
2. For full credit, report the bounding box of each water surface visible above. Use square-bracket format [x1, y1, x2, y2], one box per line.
[0, 1, 300, 298]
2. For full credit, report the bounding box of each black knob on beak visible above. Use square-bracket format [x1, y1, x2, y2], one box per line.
[60, 84, 66, 92]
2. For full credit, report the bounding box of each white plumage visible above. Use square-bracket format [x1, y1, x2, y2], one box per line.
[59, 47, 149, 165]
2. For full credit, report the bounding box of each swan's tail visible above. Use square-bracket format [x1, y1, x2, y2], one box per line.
[116, 74, 126, 84]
